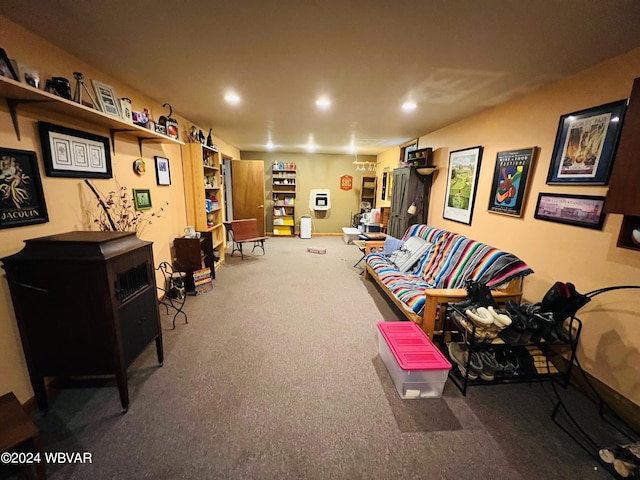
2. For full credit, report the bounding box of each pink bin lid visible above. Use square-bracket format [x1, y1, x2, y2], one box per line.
[377, 322, 451, 371]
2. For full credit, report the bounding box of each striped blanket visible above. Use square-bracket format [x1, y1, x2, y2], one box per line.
[366, 225, 533, 317]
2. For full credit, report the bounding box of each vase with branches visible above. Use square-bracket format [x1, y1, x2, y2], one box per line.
[84, 179, 168, 234]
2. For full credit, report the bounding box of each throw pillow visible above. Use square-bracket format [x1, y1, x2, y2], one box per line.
[388, 236, 433, 272]
[382, 235, 404, 256]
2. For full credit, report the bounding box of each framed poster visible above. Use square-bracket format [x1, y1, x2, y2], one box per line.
[154, 156, 171, 185]
[547, 100, 626, 185]
[133, 188, 152, 210]
[38, 121, 112, 178]
[0, 148, 49, 229]
[534, 193, 606, 230]
[443, 146, 483, 225]
[488, 147, 537, 217]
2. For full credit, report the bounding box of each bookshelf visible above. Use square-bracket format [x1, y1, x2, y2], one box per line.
[272, 163, 296, 236]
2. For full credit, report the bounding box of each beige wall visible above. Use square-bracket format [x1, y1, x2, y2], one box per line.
[240, 151, 377, 234]
[0, 17, 239, 402]
[384, 48, 640, 406]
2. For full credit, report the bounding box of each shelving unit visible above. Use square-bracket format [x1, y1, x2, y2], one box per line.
[182, 143, 226, 266]
[173, 230, 215, 293]
[360, 176, 376, 210]
[441, 304, 581, 396]
[0, 75, 184, 152]
[272, 164, 296, 236]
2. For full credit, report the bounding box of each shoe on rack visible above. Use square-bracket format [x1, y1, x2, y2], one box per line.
[493, 348, 519, 378]
[469, 351, 484, 375]
[465, 307, 494, 327]
[447, 342, 478, 381]
[487, 306, 512, 328]
[477, 350, 500, 381]
[451, 280, 498, 310]
[450, 309, 488, 343]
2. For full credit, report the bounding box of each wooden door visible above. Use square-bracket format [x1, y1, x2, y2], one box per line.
[230, 160, 266, 235]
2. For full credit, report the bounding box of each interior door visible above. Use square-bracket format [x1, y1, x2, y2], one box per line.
[230, 160, 266, 235]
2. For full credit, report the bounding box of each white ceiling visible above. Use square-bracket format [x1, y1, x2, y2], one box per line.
[3, 1, 640, 155]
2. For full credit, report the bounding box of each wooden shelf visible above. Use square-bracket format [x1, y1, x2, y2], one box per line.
[0, 75, 185, 148]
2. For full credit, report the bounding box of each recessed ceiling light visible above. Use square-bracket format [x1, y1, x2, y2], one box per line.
[316, 96, 331, 110]
[402, 101, 417, 112]
[225, 92, 241, 105]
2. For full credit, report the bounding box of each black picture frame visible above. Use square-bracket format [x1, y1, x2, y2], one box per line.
[133, 188, 152, 210]
[443, 146, 483, 225]
[154, 156, 171, 186]
[0, 48, 19, 81]
[0, 148, 49, 229]
[534, 193, 606, 230]
[547, 100, 627, 185]
[487, 147, 537, 217]
[38, 121, 112, 178]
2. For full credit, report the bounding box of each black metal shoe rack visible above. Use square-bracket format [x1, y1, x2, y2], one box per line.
[439, 304, 582, 396]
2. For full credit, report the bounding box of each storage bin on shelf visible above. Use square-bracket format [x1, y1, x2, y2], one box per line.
[342, 227, 361, 245]
[377, 321, 451, 399]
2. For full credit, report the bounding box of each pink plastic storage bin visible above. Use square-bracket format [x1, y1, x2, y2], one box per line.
[377, 322, 451, 399]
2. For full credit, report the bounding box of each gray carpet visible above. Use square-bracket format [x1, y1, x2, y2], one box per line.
[3, 236, 626, 479]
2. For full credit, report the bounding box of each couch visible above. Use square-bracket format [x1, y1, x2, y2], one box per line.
[363, 224, 533, 338]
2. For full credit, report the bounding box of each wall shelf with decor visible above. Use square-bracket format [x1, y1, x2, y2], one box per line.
[0, 75, 184, 151]
[272, 164, 296, 236]
[182, 143, 226, 267]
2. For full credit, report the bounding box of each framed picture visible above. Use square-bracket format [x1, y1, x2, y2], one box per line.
[547, 100, 627, 185]
[488, 147, 537, 217]
[534, 193, 606, 230]
[443, 146, 483, 225]
[0, 48, 18, 81]
[91, 79, 122, 119]
[0, 148, 49, 229]
[133, 188, 152, 210]
[154, 156, 171, 185]
[38, 121, 112, 178]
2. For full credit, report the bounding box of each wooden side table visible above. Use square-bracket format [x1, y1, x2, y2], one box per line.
[0, 392, 46, 479]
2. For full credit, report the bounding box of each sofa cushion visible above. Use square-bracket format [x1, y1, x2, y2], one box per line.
[388, 236, 433, 272]
[382, 235, 404, 256]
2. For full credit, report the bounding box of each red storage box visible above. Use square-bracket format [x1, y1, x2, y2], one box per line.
[377, 322, 451, 399]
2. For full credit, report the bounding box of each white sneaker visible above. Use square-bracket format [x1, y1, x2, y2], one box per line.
[465, 307, 494, 327]
[488, 306, 512, 328]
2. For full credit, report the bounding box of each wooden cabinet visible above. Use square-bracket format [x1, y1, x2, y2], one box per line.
[0, 231, 163, 412]
[360, 176, 377, 210]
[605, 77, 640, 216]
[173, 230, 215, 291]
[182, 143, 226, 263]
[604, 77, 640, 250]
[272, 164, 296, 236]
[388, 166, 431, 239]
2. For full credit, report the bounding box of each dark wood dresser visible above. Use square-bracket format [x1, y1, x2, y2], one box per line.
[1, 231, 163, 412]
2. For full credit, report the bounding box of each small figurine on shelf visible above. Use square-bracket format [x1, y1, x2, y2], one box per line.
[190, 125, 199, 143]
[198, 129, 206, 144]
[207, 128, 213, 148]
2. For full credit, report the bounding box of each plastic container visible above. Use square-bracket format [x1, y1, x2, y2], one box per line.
[342, 227, 361, 244]
[377, 322, 451, 399]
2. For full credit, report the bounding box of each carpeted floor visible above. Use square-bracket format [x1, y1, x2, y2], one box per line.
[2, 236, 629, 479]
